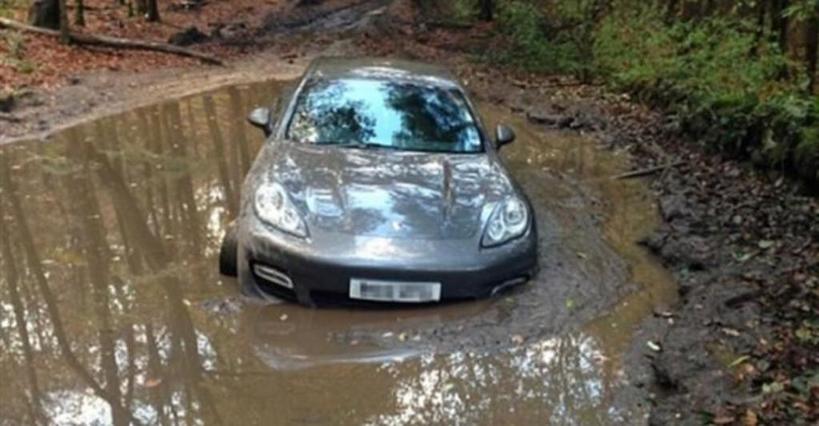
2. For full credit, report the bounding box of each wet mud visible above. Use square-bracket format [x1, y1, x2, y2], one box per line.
[0, 80, 676, 424]
[261, 0, 392, 36]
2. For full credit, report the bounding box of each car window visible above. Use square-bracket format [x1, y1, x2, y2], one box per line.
[287, 78, 483, 153]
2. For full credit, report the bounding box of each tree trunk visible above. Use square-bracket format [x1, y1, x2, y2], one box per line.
[135, 0, 147, 15]
[479, 0, 493, 21]
[771, 0, 789, 51]
[146, 0, 159, 22]
[702, 0, 715, 17]
[75, 0, 85, 26]
[28, 0, 60, 29]
[752, 0, 767, 54]
[806, 5, 818, 93]
[665, 0, 680, 22]
[58, 0, 69, 43]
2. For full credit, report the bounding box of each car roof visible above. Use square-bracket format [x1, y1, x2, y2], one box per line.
[305, 57, 461, 89]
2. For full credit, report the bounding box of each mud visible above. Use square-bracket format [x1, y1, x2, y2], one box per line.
[260, 0, 392, 35]
[0, 79, 676, 424]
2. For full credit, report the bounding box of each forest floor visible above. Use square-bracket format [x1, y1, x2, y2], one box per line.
[1, 0, 817, 424]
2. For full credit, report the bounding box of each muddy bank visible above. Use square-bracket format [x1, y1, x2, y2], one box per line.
[0, 51, 307, 144]
[479, 71, 819, 423]
[632, 142, 818, 424]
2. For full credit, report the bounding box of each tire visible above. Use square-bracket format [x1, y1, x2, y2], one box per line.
[219, 222, 238, 277]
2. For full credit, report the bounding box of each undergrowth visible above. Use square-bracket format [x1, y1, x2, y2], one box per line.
[469, 0, 819, 185]
[594, 6, 818, 182]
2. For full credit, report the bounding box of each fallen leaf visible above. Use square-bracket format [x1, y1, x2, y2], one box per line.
[653, 310, 674, 318]
[728, 355, 750, 368]
[713, 415, 735, 425]
[792, 401, 810, 412]
[762, 382, 784, 394]
[721, 327, 741, 337]
[144, 377, 162, 388]
[742, 409, 757, 426]
[735, 362, 758, 382]
[734, 251, 755, 262]
[757, 240, 774, 249]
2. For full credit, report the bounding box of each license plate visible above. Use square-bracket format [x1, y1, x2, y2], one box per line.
[349, 279, 441, 303]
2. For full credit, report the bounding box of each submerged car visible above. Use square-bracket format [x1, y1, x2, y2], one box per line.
[220, 57, 537, 306]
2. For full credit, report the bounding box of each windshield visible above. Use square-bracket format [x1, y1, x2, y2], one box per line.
[286, 78, 483, 153]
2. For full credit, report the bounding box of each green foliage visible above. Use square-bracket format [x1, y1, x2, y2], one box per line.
[451, 0, 478, 23]
[477, 0, 818, 183]
[0, 0, 24, 18]
[0, 2, 11, 18]
[796, 121, 819, 181]
[593, 6, 818, 181]
[492, 1, 587, 75]
[784, 0, 819, 21]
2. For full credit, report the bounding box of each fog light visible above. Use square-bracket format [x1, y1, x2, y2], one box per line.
[253, 264, 293, 289]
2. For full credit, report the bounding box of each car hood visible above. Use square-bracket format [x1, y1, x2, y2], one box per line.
[255, 142, 516, 240]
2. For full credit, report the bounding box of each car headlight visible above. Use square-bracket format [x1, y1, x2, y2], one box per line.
[481, 197, 529, 247]
[254, 182, 308, 238]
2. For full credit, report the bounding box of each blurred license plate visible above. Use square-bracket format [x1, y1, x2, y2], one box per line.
[350, 279, 441, 303]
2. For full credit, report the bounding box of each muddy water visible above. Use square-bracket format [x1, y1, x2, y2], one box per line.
[0, 80, 676, 425]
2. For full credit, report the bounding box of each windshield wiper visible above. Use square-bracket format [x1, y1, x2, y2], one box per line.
[337, 141, 399, 150]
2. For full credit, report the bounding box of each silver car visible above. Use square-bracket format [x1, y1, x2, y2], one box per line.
[220, 57, 538, 306]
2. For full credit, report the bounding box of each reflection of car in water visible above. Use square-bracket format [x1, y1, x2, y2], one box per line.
[220, 57, 538, 306]
[248, 302, 488, 370]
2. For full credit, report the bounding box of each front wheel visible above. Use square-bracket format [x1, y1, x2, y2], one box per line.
[219, 222, 238, 277]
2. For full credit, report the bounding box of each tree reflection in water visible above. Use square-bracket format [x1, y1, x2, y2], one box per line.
[0, 83, 274, 425]
[368, 335, 626, 425]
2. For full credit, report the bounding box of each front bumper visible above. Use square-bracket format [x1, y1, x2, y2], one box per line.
[237, 222, 538, 307]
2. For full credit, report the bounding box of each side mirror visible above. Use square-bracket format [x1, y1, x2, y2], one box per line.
[248, 107, 272, 136]
[495, 124, 516, 149]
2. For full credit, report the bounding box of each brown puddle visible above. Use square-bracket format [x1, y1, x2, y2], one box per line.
[0, 80, 676, 425]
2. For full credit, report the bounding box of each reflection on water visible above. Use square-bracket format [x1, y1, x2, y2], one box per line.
[0, 80, 672, 425]
[370, 335, 628, 426]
